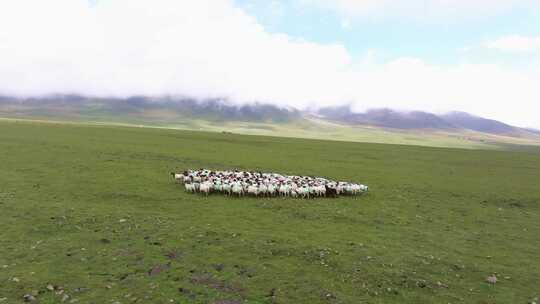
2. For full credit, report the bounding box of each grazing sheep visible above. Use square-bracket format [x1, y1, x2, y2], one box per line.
[267, 184, 277, 197]
[222, 183, 232, 195]
[297, 187, 309, 199]
[315, 185, 326, 197]
[247, 185, 259, 197]
[290, 188, 298, 198]
[199, 182, 212, 196]
[279, 184, 290, 197]
[171, 172, 184, 183]
[172, 169, 368, 199]
[185, 183, 196, 193]
[325, 185, 338, 198]
[231, 182, 244, 197]
[258, 184, 268, 197]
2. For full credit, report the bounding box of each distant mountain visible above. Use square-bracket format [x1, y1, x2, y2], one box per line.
[1, 95, 538, 141]
[0, 95, 300, 123]
[317, 106, 534, 136]
[440, 111, 516, 135]
[318, 106, 455, 129]
[525, 128, 540, 135]
[112, 96, 300, 122]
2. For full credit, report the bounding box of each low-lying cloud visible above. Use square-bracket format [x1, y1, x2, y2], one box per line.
[0, 0, 539, 128]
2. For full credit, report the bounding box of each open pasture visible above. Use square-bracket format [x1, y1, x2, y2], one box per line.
[0, 119, 539, 303]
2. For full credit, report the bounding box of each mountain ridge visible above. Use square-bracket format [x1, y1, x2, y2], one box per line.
[316, 105, 537, 137]
[0, 94, 300, 123]
[1, 95, 538, 141]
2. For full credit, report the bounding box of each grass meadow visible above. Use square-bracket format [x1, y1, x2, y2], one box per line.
[1, 119, 539, 303]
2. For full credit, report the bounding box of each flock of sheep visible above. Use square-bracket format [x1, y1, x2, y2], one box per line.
[171, 169, 368, 198]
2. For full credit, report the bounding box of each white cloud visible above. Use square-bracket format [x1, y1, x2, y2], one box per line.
[340, 19, 351, 30]
[0, 0, 352, 103]
[483, 35, 540, 52]
[0, 0, 539, 128]
[348, 59, 540, 128]
[301, 0, 539, 21]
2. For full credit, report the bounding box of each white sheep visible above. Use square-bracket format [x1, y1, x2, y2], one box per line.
[174, 169, 368, 199]
[171, 173, 184, 183]
[297, 187, 310, 199]
[247, 185, 259, 197]
[231, 183, 244, 197]
[279, 184, 290, 197]
[258, 184, 268, 197]
[222, 183, 232, 195]
[185, 183, 196, 193]
[267, 184, 277, 196]
[199, 182, 212, 196]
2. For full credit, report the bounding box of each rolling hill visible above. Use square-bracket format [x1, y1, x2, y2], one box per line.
[0, 95, 300, 123]
[440, 111, 516, 135]
[316, 106, 535, 136]
[317, 106, 455, 130]
[1, 95, 539, 149]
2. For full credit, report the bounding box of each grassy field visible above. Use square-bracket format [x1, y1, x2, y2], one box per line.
[1, 119, 539, 304]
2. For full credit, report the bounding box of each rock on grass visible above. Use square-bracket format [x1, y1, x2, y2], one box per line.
[23, 294, 36, 302]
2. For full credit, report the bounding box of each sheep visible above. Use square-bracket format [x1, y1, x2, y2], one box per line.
[222, 183, 232, 195]
[258, 184, 268, 197]
[199, 182, 212, 196]
[336, 184, 345, 195]
[325, 185, 338, 198]
[173, 169, 368, 199]
[267, 184, 277, 196]
[171, 172, 184, 183]
[184, 183, 196, 193]
[278, 184, 290, 197]
[231, 182, 244, 197]
[314, 185, 326, 197]
[296, 187, 309, 199]
[213, 182, 223, 193]
[247, 185, 259, 197]
[290, 188, 298, 198]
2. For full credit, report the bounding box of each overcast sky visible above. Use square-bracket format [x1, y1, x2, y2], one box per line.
[0, 0, 539, 128]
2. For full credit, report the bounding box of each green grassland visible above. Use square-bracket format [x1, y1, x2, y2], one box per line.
[1, 119, 539, 303]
